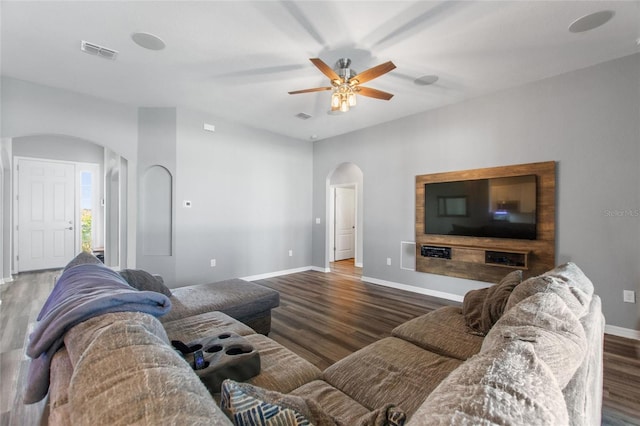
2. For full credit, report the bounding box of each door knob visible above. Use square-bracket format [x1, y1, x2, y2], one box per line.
[66, 226, 73, 230]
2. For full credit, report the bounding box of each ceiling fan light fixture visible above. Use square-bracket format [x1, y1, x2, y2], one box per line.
[340, 98, 349, 113]
[348, 92, 357, 107]
[331, 91, 340, 109]
[290, 57, 395, 112]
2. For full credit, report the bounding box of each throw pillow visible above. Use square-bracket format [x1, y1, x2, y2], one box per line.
[63, 251, 103, 271]
[220, 379, 336, 426]
[480, 269, 523, 331]
[461, 269, 522, 335]
[119, 269, 172, 297]
[461, 287, 488, 334]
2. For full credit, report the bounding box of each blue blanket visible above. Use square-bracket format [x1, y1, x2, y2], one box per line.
[24, 263, 171, 404]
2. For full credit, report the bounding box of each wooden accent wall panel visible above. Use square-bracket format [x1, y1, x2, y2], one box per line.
[415, 161, 556, 282]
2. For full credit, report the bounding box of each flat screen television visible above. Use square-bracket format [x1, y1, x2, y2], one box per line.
[424, 174, 537, 240]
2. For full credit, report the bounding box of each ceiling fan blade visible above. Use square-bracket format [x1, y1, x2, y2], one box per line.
[288, 87, 332, 95]
[356, 86, 394, 100]
[309, 58, 341, 82]
[350, 61, 396, 85]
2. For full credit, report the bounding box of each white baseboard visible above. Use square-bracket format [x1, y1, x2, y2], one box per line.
[0, 276, 14, 286]
[310, 266, 330, 273]
[241, 266, 312, 282]
[605, 324, 640, 340]
[361, 276, 464, 303]
[355, 262, 363, 268]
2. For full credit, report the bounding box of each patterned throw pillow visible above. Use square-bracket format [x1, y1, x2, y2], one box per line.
[220, 380, 316, 426]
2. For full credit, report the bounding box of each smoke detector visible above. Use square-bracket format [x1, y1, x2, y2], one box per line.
[80, 40, 118, 60]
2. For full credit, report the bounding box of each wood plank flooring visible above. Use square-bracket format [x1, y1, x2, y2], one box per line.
[1, 270, 57, 426]
[1, 259, 639, 425]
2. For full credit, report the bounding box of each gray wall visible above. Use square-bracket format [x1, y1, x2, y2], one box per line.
[1, 77, 139, 269]
[13, 134, 105, 164]
[137, 108, 178, 284]
[312, 53, 640, 331]
[174, 108, 313, 286]
[0, 140, 9, 282]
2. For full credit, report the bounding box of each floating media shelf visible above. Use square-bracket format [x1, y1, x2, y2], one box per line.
[420, 245, 529, 270]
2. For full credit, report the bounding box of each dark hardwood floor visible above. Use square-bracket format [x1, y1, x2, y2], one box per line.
[1, 259, 639, 425]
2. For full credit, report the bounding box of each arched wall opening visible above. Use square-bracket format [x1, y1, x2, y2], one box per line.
[2, 134, 129, 277]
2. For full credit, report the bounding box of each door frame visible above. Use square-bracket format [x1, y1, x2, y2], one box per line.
[13, 156, 100, 273]
[329, 183, 358, 264]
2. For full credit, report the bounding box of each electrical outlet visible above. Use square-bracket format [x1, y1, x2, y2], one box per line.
[386, 257, 391, 266]
[623, 290, 636, 303]
[288, 250, 293, 257]
[210, 259, 216, 267]
[315, 218, 321, 224]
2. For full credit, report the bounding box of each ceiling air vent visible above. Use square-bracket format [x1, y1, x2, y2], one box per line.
[295, 112, 312, 120]
[81, 40, 118, 60]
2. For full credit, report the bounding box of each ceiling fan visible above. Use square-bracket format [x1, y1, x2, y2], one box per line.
[288, 58, 396, 112]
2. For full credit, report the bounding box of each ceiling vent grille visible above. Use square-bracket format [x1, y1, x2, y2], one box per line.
[81, 40, 118, 60]
[295, 112, 312, 120]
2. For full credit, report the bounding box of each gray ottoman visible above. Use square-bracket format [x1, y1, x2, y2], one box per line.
[161, 278, 279, 335]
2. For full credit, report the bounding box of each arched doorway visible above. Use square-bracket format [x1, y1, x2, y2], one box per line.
[5, 134, 128, 274]
[326, 162, 363, 273]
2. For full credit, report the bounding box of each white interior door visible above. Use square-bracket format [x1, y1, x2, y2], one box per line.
[17, 158, 76, 271]
[334, 187, 355, 261]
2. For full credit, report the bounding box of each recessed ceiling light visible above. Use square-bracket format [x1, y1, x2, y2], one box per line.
[131, 32, 166, 50]
[414, 75, 439, 86]
[568, 10, 614, 33]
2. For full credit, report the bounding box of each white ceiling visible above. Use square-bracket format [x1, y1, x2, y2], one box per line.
[1, 1, 639, 141]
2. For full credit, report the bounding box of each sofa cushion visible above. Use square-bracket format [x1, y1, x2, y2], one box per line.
[392, 306, 483, 360]
[119, 269, 172, 297]
[407, 340, 569, 426]
[49, 348, 73, 426]
[162, 311, 256, 343]
[563, 295, 605, 426]
[323, 337, 462, 417]
[67, 315, 231, 425]
[505, 262, 593, 318]
[244, 333, 322, 394]
[483, 292, 587, 388]
[220, 379, 336, 426]
[64, 311, 170, 367]
[161, 278, 279, 323]
[290, 380, 371, 425]
[462, 269, 522, 335]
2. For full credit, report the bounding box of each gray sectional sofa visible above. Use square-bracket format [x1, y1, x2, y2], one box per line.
[29, 254, 604, 426]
